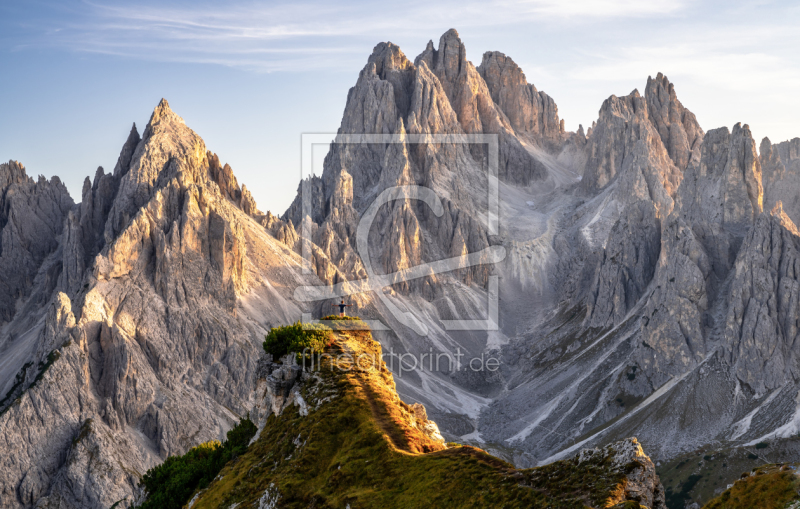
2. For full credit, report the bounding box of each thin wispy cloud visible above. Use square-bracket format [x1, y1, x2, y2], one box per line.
[566, 21, 800, 105]
[508, 0, 687, 18]
[5, 0, 694, 72]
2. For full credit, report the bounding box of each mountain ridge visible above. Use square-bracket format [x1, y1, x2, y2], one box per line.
[188, 326, 666, 509]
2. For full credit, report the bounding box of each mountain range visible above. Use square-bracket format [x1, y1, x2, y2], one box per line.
[2, 28, 800, 508]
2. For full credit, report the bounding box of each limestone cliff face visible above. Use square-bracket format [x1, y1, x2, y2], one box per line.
[645, 72, 704, 171]
[761, 136, 800, 225]
[584, 199, 661, 328]
[723, 204, 800, 394]
[576, 85, 690, 328]
[581, 89, 682, 216]
[0, 162, 74, 324]
[477, 50, 562, 146]
[0, 101, 321, 509]
[635, 123, 766, 384]
[281, 29, 575, 306]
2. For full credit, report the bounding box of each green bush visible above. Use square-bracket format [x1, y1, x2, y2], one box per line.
[137, 417, 257, 509]
[263, 322, 331, 359]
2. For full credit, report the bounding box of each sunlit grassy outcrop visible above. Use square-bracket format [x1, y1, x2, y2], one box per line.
[702, 463, 800, 509]
[188, 324, 662, 508]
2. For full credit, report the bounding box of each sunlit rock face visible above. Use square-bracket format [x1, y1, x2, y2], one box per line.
[0, 100, 324, 509]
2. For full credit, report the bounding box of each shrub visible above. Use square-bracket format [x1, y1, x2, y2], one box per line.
[320, 315, 368, 331]
[137, 417, 257, 509]
[263, 322, 331, 360]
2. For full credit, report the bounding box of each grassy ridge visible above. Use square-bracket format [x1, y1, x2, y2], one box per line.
[188, 327, 651, 509]
[702, 463, 800, 509]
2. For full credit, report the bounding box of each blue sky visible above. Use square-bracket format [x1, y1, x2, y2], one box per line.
[1, 0, 799, 214]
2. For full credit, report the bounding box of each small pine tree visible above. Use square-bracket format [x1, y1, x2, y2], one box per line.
[136, 417, 257, 509]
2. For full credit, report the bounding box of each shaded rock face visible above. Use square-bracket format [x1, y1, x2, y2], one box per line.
[561, 86, 685, 328]
[761, 137, 800, 225]
[0, 161, 73, 324]
[645, 73, 704, 171]
[677, 124, 763, 270]
[585, 199, 661, 328]
[723, 204, 800, 395]
[635, 123, 766, 385]
[575, 438, 666, 509]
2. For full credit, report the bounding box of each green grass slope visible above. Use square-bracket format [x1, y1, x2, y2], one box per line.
[702, 463, 800, 509]
[180, 326, 661, 509]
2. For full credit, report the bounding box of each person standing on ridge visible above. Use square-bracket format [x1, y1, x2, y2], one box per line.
[332, 299, 352, 317]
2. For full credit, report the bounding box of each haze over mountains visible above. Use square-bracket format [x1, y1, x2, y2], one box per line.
[2, 28, 800, 508]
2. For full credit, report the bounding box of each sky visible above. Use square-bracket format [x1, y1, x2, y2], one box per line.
[1, 0, 799, 214]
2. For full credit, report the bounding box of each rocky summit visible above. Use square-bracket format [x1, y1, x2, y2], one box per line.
[2, 27, 800, 508]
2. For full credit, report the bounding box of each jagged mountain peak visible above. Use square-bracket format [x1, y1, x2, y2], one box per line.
[104, 99, 208, 237]
[644, 72, 703, 170]
[149, 98, 179, 125]
[595, 89, 644, 121]
[0, 159, 32, 188]
[365, 42, 415, 117]
[141, 98, 193, 145]
[413, 28, 464, 70]
[0, 94, 315, 508]
[0, 159, 74, 324]
[112, 123, 141, 178]
[434, 28, 467, 74]
[477, 50, 562, 141]
[479, 51, 529, 90]
[581, 85, 682, 211]
[369, 41, 413, 75]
